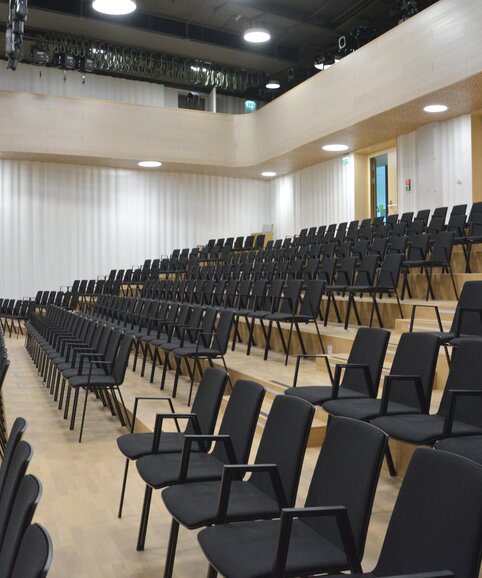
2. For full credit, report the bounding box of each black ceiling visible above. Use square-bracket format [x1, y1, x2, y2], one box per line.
[3, 0, 440, 100]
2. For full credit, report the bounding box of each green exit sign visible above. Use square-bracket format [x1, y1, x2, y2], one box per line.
[342, 156, 350, 166]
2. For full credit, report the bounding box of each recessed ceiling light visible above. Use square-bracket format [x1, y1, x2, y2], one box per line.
[92, 0, 136, 16]
[322, 144, 349, 152]
[266, 80, 280, 89]
[261, 171, 277, 177]
[424, 104, 448, 113]
[244, 28, 271, 43]
[191, 66, 207, 72]
[138, 161, 162, 168]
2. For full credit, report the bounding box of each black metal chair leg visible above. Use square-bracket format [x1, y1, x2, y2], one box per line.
[78, 388, 90, 443]
[386, 445, 397, 477]
[118, 458, 130, 518]
[207, 565, 218, 578]
[69, 388, 79, 430]
[136, 485, 153, 551]
[163, 519, 180, 578]
[263, 321, 273, 361]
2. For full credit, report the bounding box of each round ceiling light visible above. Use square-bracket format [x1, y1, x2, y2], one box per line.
[244, 28, 271, 43]
[92, 0, 136, 15]
[424, 104, 448, 113]
[322, 144, 349, 152]
[138, 161, 162, 168]
[261, 171, 277, 178]
[266, 80, 280, 89]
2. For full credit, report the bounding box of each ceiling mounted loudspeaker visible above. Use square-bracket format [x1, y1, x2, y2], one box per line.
[244, 27, 271, 43]
[92, 0, 136, 16]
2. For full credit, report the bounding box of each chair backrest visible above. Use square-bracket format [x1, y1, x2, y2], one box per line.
[334, 257, 356, 287]
[278, 280, 303, 314]
[386, 214, 398, 228]
[437, 340, 482, 426]
[415, 209, 430, 227]
[448, 280, 482, 336]
[374, 448, 482, 578]
[341, 328, 390, 395]
[369, 237, 387, 260]
[388, 332, 440, 409]
[0, 475, 42, 578]
[0, 441, 33, 549]
[104, 329, 123, 365]
[250, 395, 314, 506]
[299, 280, 324, 318]
[377, 253, 404, 290]
[388, 234, 407, 255]
[319, 258, 336, 284]
[432, 231, 455, 264]
[0, 418, 27, 502]
[450, 203, 467, 217]
[355, 255, 378, 286]
[400, 211, 414, 225]
[407, 233, 430, 260]
[304, 417, 387, 560]
[212, 380, 265, 464]
[186, 368, 228, 436]
[112, 335, 134, 383]
[212, 310, 234, 354]
[10, 523, 53, 578]
[261, 279, 285, 312]
[447, 214, 466, 237]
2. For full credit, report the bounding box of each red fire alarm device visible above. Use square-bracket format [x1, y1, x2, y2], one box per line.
[405, 178, 411, 191]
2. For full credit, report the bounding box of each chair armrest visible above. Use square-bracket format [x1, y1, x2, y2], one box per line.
[151, 413, 201, 454]
[443, 390, 482, 436]
[272, 505, 362, 577]
[216, 463, 288, 523]
[86, 359, 112, 383]
[332, 363, 375, 399]
[178, 434, 232, 482]
[293, 354, 337, 388]
[380, 374, 428, 415]
[409, 303, 444, 332]
[130, 396, 179, 434]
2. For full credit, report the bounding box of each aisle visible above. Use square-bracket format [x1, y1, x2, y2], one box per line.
[3, 337, 400, 577]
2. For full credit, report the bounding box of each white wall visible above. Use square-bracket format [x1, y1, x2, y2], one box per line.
[0, 160, 271, 298]
[397, 115, 473, 214]
[270, 155, 355, 238]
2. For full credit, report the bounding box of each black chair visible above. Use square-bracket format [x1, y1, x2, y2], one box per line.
[425, 231, 458, 300]
[323, 257, 357, 325]
[409, 280, 482, 364]
[285, 327, 390, 406]
[341, 255, 379, 329]
[170, 310, 235, 404]
[459, 211, 482, 273]
[10, 523, 53, 578]
[324, 332, 440, 475]
[0, 474, 42, 577]
[116, 367, 228, 517]
[401, 233, 431, 299]
[66, 333, 134, 442]
[345, 253, 404, 330]
[198, 417, 387, 578]
[372, 339, 482, 446]
[0, 441, 33, 549]
[160, 395, 315, 578]
[266, 280, 328, 365]
[414, 208, 430, 228]
[0, 418, 27, 498]
[134, 379, 265, 551]
[299, 448, 482, 578]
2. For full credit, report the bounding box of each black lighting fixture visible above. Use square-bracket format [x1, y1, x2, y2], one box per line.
[338, 25, 377, 56]
[57, 53, 76, 70]
[5, 0, 29, 70]
[30, 46, 50, 66]
[396, 0, 419, 22]
[78, 56, 96, 73]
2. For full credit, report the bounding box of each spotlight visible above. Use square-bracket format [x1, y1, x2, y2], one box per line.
[244, 27, 271, 43]
[92, 0, 136, 15]
[31, 46, 50, 66]
[314, 54, 336, 71]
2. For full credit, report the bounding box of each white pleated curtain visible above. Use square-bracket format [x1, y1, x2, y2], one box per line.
[397, 115, 473, 214]
[270, 155, 355, 239]
[0, 161, 271, 298]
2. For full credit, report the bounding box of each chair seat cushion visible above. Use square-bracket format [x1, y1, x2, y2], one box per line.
[68, 374, 116, 387]
[323, 398, 417, 421]
[435, 435, 482, 464]
[172, 346, 218, 357]
[198, 519, 348, 578]
[371, 414, 482, 444]
[285, 386, 367, 406]
[162, 480, 280, 529]
[136, 452, 224, 488]
[117, 431, 199, 459]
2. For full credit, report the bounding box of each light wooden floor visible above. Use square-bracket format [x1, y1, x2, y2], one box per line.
[4, 336, 404, 577]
